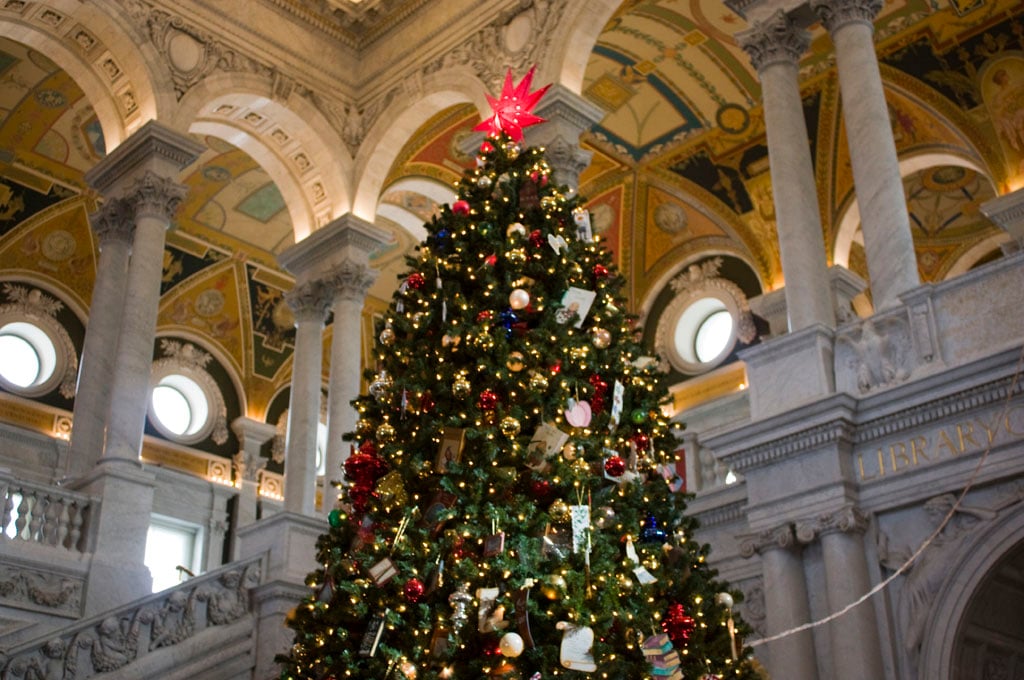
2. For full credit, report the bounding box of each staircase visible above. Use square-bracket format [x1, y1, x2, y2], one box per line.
[0, 554, 265, 680]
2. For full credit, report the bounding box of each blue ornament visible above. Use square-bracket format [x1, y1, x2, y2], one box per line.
[435, 229, 450, 252]
[640, 513, 668, 544]
[499, 308, 519, 338]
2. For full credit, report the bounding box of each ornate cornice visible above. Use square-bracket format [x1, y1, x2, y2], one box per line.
[853, 374, 1023, 444]
[736, 10, 810, 72]
[693, 498, 748, 528]
[812, 0, 883, 33]
[720, 419, 856, 473]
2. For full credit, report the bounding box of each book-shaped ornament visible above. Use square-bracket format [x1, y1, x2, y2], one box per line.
[436, 427, 466, 473]
[367, 557, 397, 585]
[556, 621, 597, 672]
[642, 633, 683, 679]
[359, 611, 387, 657]
[526, 422, 569, 471]
[556, 287, 596, 328]
[420, 490, 458, 536]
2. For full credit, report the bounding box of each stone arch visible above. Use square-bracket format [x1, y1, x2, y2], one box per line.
[918, 498, 1024, 679]
[352, 66, 488, 221]
[832, 150, 993, 269]
[943, 233, 1011, 279]
[545, 0, 621, 92]
[0, 4, 167, 148]
[176, 72, 354, 242]
[377, 176, 457, 242]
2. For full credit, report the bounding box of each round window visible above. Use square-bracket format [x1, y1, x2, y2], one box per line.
[694, 309, 734, 363]
[150, 374, 210, 439]
[0, 321, 58, 392]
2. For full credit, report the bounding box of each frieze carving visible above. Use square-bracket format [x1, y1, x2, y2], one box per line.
[0, 565, 83, 616]
[719, 419, 856, 473]
[835, 317, 911, 394]
[738, 578, 766, 638]
[812, 0, 883, 33]
[0, 558, 262, 680]
[736, 10, 810, 72]
[876, 484, 1024, 672]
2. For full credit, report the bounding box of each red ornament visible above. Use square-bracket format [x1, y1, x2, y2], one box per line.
[480, 140, 495, 153]
[452, 199, 470, 215]
[478, 389, 499, 411]
[485, 253, 498, 267]
[528, 477, 552, 501]
[529, 229, 545, 249]
[403, 578, 425, 603]
[472, 66, 551, 141]
[477, 309, 494, 323]
[631, 431, 651, 450]
[420, 392, 435, 412]
[604, 455, 626, 477]
[407, 272, 426, 290]
[662, 604, 696, 645]
[593, 263, 610, 279]
[358, 440, 378, 456]
[550, 360, 562, 374]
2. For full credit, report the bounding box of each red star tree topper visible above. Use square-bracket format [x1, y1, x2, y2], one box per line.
[473, 66, 551, 141]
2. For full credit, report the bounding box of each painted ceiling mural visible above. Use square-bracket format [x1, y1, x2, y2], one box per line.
[0, 0, 1020, 459]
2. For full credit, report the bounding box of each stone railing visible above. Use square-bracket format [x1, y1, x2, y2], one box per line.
[0, 472, 96, 553]
[0, 554, 264, 680]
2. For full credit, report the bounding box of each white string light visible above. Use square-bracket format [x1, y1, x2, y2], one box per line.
[750, 345, 1024, 648]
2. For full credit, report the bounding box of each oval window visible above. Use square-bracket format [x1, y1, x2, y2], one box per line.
[150, 374, 210, 438]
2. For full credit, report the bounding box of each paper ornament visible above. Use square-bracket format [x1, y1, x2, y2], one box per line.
[556, 622, 597, 672]
[473, 67, 550, 141]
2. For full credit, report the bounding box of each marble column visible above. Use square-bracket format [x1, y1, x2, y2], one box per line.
[524, 84, 604, 191]
[801, 506, 885, 680]
[67, 199, 134, 479]
[742, 525, 819, 679]
[84, 121, 204, 463]
[279, 214, 390, 514]
[282, 281, 331, 515]
[813, 0, 920, 310]
[322, 262, 377, 511]
[230, 417, 277, 558]
[737, 11, 835, 331]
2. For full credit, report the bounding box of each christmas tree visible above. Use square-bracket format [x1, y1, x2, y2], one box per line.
[280, 69, 758, 680]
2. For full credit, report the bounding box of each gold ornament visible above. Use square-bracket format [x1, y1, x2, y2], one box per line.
[453, 376, 471, 398]
[506, 222, 527, 238]
[548, 499, 571, 522]
[356, 419, 373, 434]
[500, 416, 521, 437]
[376, 422, 396, 442]
[474, 331, 495, 350]
[376, 470, 407, 509]
[591, 327, 611, 349]
[541, 574, 566, 599]
[540, 195, 558, 210]
[572, 458, 592, 475]
[379, 324, 395, 346]
[507, 351, 525, 372]
[561, 442, 577, 460]
[506, 248, 527, 265]
[569, 345, 589, 360]
[529, 372, 549, 391]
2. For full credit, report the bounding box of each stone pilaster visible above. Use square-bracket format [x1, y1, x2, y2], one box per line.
[67, 199, 135, 479]
[740, 524, 819, 679]
[796, 505, 884, 680]
[230, 417, 278, 558]
[523, 84, 604, 191]
[737, 10, 835, 332]
[281, 280, 331, 516]
[812, 0, 920, 310]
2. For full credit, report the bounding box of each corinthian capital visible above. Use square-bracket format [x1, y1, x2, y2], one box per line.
[812, 0, 883, 34]
[90, 198, 136, 245]
[125, 171, 188, 223]
[285, 280, 332, 322]
[327, 262, 378, 303]
[739, 523, 796, 558]
[796, 504, 870, 543]
[736, 10, 810, 72]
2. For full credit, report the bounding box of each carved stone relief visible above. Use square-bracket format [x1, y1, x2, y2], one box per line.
[835, 316, 912, 394]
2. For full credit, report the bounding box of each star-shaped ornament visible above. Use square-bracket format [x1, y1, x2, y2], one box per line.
[474, 66, 551, 141]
